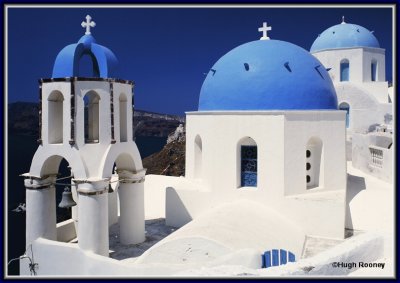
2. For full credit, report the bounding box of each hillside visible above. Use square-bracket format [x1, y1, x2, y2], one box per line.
[143, 125, 186, 176]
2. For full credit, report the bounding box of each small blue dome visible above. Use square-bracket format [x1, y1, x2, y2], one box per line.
[52, 34, 118, 78]
[198, 40, 338, 111]
[310, 23, 380, 53]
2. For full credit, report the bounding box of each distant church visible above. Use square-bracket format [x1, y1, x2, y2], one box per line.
[20, 16, 393, 276]
[310, 17, 393, 182]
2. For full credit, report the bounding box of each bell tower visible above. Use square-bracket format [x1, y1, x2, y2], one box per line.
[23, 15, 145, 256]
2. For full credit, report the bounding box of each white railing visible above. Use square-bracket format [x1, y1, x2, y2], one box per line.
[369, 146, 383, 168]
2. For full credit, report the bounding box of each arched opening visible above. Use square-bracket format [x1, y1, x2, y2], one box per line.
[109, 153, 146, 248]
[306, 137, 323, 189]
[371, 59, 378, 81]
[119, 94, 128, 142]
[39, 155, 77, 242]
[340, 59, 349, 82]
[78, 53, 100, 77]
[84, 91, 100, 143]
[194, 135, 203, 179]
[48, 91, 64, 144]
[237, 137, 257, 188]
[338, 102, 350, 128]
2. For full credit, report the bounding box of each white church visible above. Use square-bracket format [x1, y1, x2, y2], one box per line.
[18, 16, 394, 277]
[310, 17, 393, 183]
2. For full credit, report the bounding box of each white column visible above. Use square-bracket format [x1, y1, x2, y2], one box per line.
[117, 169, 146, 245]
[76, 179, 109, 256]
[24, 176, 57, 246]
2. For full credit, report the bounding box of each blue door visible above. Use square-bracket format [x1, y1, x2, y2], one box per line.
[241, 146, 257, 187]
[262, 249, 296, 268]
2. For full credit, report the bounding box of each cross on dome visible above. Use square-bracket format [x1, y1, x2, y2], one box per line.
[258, 22, 272, 40]
[341, 16, 346, 24]
[81, 15, 96, 35]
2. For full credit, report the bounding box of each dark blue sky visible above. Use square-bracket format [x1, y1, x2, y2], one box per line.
[7, 6, 393, 115]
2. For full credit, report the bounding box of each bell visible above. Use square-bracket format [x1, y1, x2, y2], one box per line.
[59, 187, 77, 208]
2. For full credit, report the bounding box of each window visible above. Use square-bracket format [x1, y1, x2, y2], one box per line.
[340, 59, 349, 81]
[84, 92, 100, 143]
[241, 146, 257, 187]
[306, 137, 323, 189]
[238, 137, 257, 187]
[194, 135, 203, 179]
[48, 91, 64, 144]
[371, 60, 377, 81]
[119, 94, 127, 142]
[338, 102, 350, 128]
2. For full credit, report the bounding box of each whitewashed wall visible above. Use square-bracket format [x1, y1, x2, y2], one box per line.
[166, 111, 347, 239]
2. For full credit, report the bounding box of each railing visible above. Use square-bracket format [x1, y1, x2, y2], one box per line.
[369, 146, 383, 168]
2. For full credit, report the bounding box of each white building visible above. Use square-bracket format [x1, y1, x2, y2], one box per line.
[22, 15, 145, 260]
[163, 24, 347, 257]
[18, 18, 393, 277]
[310, 18, 393, 183]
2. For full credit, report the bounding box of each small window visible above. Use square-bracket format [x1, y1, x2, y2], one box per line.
[306, 150, 311, 158]
[306, 163, 311, 170]
[241, 145, 257, 187]
[306, 175, 311, 183]
[119, 94, 127, 142]
[237, 137, 257, 188]
[48, 91, 64, 144]
[84, 92, 100, 143]
[340, 59, 349, 81]
[371, 60, 377, 81]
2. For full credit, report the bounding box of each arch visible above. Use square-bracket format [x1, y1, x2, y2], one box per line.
[119, 93, 128, 142]
[100, 143, 143, 179]
[48, 91, 64, 144]
[338, 102, 350, 128]
[306, 137, 323, 189]
[340, 59, 349, 82]
[371, 59, 378, 81]
[29, 147, 87, 179]
[78, 53, 100, 77]
[52, 37, 118, 78]
[194, 135, 203, 179]
[83, 91, 100, 143]
[237, 137, 257, 188]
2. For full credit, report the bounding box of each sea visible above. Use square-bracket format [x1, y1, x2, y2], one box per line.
[7, 134, 167, 275]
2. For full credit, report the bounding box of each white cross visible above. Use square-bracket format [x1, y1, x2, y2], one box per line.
[341, 16, 346, 24]
[258, 22, 272, 40]
[81, 15, 96, 35]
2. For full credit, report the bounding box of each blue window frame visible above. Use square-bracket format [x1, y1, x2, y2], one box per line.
[241, 145, 257, 187]
[340, 60, 349, 81]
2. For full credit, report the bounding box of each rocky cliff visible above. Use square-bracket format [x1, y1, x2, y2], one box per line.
[143, 125, 186, 176]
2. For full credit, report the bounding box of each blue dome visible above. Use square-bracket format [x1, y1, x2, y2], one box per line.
[198, 40, 338, 111]
[310, 23, 380, 53]
[52, 34, 118, 78]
